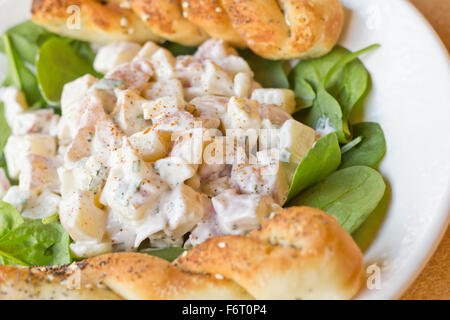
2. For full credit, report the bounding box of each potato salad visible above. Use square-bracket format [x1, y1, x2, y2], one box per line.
[0, 39, 318, 258]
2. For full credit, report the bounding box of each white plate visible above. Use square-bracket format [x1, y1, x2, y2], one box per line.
[0, 0, 449, 299]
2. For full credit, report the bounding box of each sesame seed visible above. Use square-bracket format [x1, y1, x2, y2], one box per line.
[120, 17, 128, 27]
[217, 242, 226, 248]
[215, 274, 224, 280]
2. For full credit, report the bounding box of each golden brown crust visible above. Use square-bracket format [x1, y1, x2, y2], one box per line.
[31, 0, 161, 43]
[0, 207, 363, 300]
[175, 207, 364, 299]
[0, 253, 252, 300]
[130, 0, 209, 46]
[31, 0, 344, 59]
[181, 0, 246, 47]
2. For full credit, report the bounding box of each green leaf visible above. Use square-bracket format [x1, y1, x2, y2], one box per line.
[239, 49, 289, 89]
[340, 122, 386, 169]
[0, 219, 71, 266]
[42, 213, 59, 225]
[296, 86, 345, 142]
[0, 102, 11, 154]
[161, 41, 197, 57]
[0, 20, 54, 64]
[290, 45, 378, 142]
[2, 33, 43, 106]
[0, 201, 24, 239]
[325, 46, 378, 121]
[36, 37, 99, 105]
[144, 247, 186, 262]
[288, 166, 386, 234]
[287, 133, 341, 202]
[66, 39, 97, 64]
[341, 136, 362, 154]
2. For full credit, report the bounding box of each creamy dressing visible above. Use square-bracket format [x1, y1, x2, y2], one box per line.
[1, 39, 317, 257]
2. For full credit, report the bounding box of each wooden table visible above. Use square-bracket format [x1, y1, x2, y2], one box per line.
[401, 0, 450, 300]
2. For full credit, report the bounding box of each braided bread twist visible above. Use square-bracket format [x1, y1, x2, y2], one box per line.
[31, 0, 344, 59]
[0, 207, 364, 300]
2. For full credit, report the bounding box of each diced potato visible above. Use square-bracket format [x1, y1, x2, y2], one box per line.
[134, 41, 161, 60]
[159, 184, 207, 237]
[129, 129, 171, 162]
[22, 189, 61, 219]
[279, 119, 316, 164]
[4, 134, 56, 179]
[142, 79, 184, 101]
[233, 72, 252, 98]
[92, 119, 124, 163]
[0, 86, 28, 127]
[59, 191, 108, 242]
[230, 155, 290, 205]
[19, 154, 61, 193]
[211, 189, 280, 235]
[190, 95, 228, 118]
[60, 75, 97, 116]
[100, 139, 168, 221]
[64, 127, 95, 163]
[152, 110, 197, 133]
[201, 60, 234, 97]
[201, 176, 231, 197]
[58, 154, 109, 197]
[195, 39, 252, 76]
[170, 128, 215, 165]
[251, 88, 296, 114]
[112, 90, 151, 135]
[70, 241, 112, 258]
[188, 207, 224, 246]
[93, 42, 141, 74]
[105, 59, 154, 92]
[142, 95, 185, 120]
[223, 97, 262, 130]
[185, 173, 201, 191]
[2, 186, 31, 212]
[257, 104, 292, 126]
[175, 56, 205, 100]
[58, 91, 107, 143]
[105, 208, 141, 251]
[150, 48, 176, 80]
[154, 157, 197, 188]
[11, 109, 56, 136]
[278, 119, 316, 182]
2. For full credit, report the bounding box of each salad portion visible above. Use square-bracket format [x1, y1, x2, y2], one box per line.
[0, 21, 387, 266]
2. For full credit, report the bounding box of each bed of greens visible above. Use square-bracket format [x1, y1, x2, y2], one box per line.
[0, 20, 386, 266]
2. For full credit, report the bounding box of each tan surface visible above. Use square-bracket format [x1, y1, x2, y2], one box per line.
[401, 0, 450, 300]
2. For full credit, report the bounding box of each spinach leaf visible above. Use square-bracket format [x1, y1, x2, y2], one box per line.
[0, 102, 11, 154]
[239, 49, 289, 89]
[290, 45, 378, 142]
[162, 41, 197, 57]
[69, 40, 97, 64]
[296, 85, 345, 142]
[0, 20, 54, 64]
[340, 122, 386, 169]
[341, 136, 362, 154]
[144, 247, 186, 262]
[0, 219, 71, 266]
[2, 33, 43, 106]
[36, 37, 99, 105]
[0, 201, 23, 239]
[324, 45, 379, 120]
[287, 133, 341, 202]
[288, 166, 386, 234]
